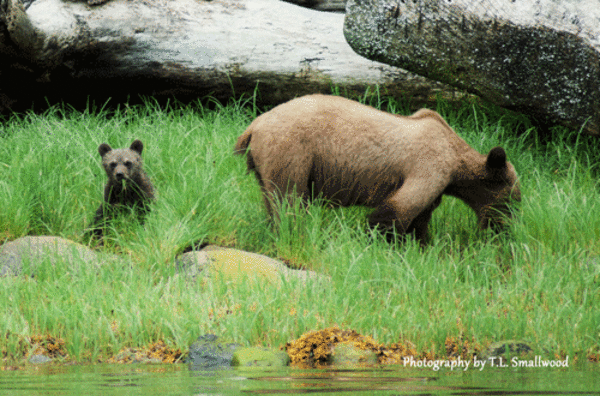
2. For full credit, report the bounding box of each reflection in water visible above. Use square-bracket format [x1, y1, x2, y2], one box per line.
[240, 366, 600, 396]
[0, 364, 598, 395]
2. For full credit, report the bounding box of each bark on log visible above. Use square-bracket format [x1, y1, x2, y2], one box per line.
[282, 0, 346, 12]
[344, 0, 600, 135]
[0, 0, 465, 114]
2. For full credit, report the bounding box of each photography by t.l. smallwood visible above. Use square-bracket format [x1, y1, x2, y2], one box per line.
[403, 356, 569, 371]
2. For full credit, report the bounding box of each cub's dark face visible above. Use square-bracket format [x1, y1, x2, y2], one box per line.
[98, 140, 144, 184]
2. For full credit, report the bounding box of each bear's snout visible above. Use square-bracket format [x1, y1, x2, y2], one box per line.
[112, 163, 133, 182]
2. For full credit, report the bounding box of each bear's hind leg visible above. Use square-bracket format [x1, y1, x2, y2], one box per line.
[260, 157, 313, 221]
[260, 180, 284, 220]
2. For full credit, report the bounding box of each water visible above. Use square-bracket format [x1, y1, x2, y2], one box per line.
[0, 363, 598, 395]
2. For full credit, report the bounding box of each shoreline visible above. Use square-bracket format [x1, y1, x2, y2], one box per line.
[1, 97, 599, 369]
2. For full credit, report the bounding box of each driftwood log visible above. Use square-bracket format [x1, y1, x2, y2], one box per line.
[344, 0, 600, 135]
[0, 0, 466, 114]
[282, 0, 346, 12]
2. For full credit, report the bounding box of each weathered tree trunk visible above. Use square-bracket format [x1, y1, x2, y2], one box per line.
[282, 0, 346, 12]
[344, 0, 600, 135]
[0, 0, 464, 114]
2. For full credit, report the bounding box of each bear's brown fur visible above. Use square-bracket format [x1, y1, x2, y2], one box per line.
[234, 94, 521, 243]
[91, 139, 154, 240]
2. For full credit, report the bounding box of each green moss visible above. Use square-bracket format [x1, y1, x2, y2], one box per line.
[231, 347, 290, 367]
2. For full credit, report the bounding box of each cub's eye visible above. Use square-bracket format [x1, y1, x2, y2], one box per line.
[109, 162, 117, 169]
[124, 161, 132, 168]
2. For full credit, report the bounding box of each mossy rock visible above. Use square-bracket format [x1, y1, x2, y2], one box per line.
[285, 326, 384, 367]
[330, 342, 378, 366]
[176, 246, 325, 285]
[231, 347, 290, 367]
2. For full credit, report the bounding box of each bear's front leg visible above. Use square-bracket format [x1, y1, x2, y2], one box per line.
[89, 204, 108, 243]
[406, 195, 443, 244]
[368, 178, 447, 244]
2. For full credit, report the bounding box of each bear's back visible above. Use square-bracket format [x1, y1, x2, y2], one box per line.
[251, 94, 466, 149]
[247, 94, 473, 179]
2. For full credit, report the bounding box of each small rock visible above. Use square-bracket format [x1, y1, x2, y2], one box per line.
[187, 334, 241, 370]
[110, 350, 163, 364]
[28, 354, 52, 365]
[481, 340, 534, 360]
[231, 347, 290, 367]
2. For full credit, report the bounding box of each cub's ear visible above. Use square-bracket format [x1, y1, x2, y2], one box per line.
[98, 143, 112, 157]
[130, 139, 144, 155]
[486, 146, 507, 170]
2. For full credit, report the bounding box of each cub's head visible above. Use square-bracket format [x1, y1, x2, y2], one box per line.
[475, 147, 521, 231]
[98, 139, 144, 183]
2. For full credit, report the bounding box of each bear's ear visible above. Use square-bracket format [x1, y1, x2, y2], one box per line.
[486, 146, 507, 170]
[98, 143, 112, 157]
[130, 139, 144, 155]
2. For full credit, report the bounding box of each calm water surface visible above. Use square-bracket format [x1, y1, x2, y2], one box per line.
[0, 363, 598, 395]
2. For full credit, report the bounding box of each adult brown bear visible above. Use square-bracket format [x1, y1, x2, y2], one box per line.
[234, 95, 521, 243]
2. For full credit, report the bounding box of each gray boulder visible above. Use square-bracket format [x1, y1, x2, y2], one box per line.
[0, 236, 101, 276]
[344, 0, 600, 135]
[187, 334, 241, 370]
[28, 354, 52, 364]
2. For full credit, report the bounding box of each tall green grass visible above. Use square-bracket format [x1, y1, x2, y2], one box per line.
[0, 94, 599, 363]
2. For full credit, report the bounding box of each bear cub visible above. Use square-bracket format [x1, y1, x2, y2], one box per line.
[91, 139, 154, 241]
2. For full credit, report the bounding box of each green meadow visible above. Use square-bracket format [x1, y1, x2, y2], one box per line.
[0, 93, 599, 364]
